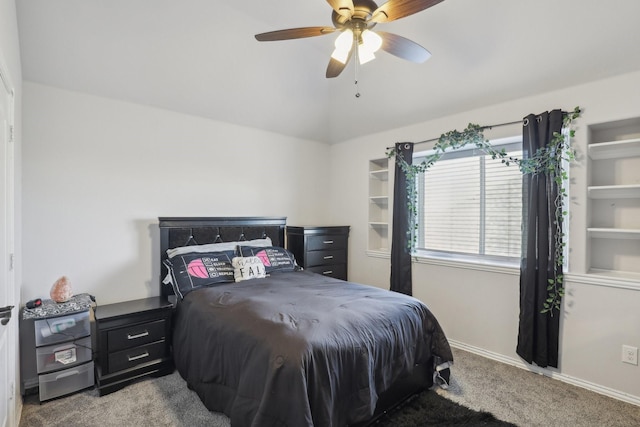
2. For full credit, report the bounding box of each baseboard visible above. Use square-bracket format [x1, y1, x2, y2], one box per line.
[449, 339, 640, 407]
[15, 395, 23, 427]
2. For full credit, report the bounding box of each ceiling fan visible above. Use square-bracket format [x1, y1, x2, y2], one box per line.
[255, 0, 445, 78]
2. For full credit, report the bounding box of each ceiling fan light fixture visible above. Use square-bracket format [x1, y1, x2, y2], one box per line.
[331, 48, 350, 64]
[358, 46, 376, 64]
[361, 29, 382, 53]
[331, 29, 354, 64]
[357, 29, 382, 64]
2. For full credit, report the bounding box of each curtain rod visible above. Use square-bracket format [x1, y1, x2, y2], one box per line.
[386, 119, 522, 150]
[386, 109, 572, 150]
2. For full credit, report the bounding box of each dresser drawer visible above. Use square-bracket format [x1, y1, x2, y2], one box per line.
[107, 340, 167, 373]
[36, 335, 92, 374]
[307, 264, 347, 280]
[307, 235, 347, 251]
[34, 311, 90, 347]
[107, 319, 166, 352]
[39, 361, 94, 402]
[305, 249, 346, 267]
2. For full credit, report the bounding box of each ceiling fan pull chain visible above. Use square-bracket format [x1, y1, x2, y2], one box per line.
[354, 46, 361, 98]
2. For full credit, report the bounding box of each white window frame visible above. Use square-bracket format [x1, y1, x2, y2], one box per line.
[412, 136, 523, 268]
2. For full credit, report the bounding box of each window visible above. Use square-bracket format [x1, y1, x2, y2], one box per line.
[414, 137, 523, 263]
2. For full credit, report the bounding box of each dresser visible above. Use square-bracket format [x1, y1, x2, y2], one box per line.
[94, 297, 173, 396]
[19, 295, 95, 402]
[286, 226, 350, 280]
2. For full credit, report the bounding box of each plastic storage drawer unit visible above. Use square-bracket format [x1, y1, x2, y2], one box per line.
[38, 361, 95, 402]
[34, 310, 91, 347]
[35, 335, 93, 374]
[19, 296, 95, 401]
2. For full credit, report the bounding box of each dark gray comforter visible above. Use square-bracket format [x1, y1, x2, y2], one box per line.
[172, 270, 453, 427]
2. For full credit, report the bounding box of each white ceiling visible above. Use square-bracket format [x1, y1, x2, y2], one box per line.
[16, 0, 640, 144]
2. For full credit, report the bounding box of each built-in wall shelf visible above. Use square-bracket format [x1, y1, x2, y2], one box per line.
[586, 268, 640, 283]
[369, 196, 389, 203]
[587, 184, 640, 199]
[369, 169, 389, 180]
[587, 228, 640, 239]
[368, 222, 388, 227]
[587, 117, 640, 278]
[588, 137, 640, 160]
[368, 158, 392, 254]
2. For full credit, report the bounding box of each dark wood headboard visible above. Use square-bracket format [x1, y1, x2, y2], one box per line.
[158, 216, 287, 300]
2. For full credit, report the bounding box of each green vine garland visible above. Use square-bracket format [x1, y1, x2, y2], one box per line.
[386, 107, 581, 315]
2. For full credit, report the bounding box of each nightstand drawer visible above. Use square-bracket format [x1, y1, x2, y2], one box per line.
[39, 361, 94, 402]
[307, 235, 347, 251]
[107, 319, 166, 352]
[34, 311, 90, 347]
[107, 340, 167, 373]
[306, 249, 346, 267]
[36, 336, 92, 374]
[307, 264, 347, 280]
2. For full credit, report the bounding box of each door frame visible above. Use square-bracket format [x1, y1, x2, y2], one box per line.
[0, 57, 17, 427]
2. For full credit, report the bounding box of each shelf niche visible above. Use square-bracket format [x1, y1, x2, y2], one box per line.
[368, 158, 392, 254]
[587, 117, 640, 279]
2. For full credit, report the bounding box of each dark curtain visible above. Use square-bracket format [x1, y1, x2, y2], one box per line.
[516, 110, 563, 368]
[390, 142, 414, 295]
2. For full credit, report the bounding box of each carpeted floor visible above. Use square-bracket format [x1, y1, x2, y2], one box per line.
[19, 348, 640, 427]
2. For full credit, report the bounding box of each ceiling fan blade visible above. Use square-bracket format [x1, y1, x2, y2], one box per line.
[255, 27, 336, 41]
[371, 0, 445, 23]
[326, 0, 355, 18]
[326, 48, 354, 78]
[377, 31, 431, 63]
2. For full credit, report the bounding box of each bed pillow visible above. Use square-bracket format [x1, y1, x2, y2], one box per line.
[232, 256, 267, 282]
[237, 246, 298, 273]
[166, 237, 273, 259]
[163, 251, 235, 298]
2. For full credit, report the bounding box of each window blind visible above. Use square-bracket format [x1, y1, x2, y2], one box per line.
[416, 143, 523, 260]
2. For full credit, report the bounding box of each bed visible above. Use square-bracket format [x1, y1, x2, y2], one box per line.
[159, 217, 453, 427]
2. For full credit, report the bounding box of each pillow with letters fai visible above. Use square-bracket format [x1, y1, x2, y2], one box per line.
[232, 256, 267, 282]
[163, 251, 235, 298]
[237, 246, 298, 273]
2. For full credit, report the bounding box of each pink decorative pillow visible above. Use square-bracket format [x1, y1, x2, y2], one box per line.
[236, 246, 298, 273]
[163, 251, 235, 299]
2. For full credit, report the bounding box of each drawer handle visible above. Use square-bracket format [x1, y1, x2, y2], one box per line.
[128, 351, 150, 362]
[52, 343, 75, 352]
[323, 255, 334, 260]
[56, 370, 79, 380]
[322, 270, 333, 275]
[323, 240, 334, 244]
[127, 331, 149, 340]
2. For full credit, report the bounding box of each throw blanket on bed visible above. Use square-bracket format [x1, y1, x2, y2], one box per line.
[173, 270, 453, 427]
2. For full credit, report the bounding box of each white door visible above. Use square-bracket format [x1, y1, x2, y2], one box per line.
[0, 67, 16, 427]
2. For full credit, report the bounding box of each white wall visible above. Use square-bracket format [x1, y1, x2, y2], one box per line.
[329, 70, 640, 403]
[22, 83, 331, 305]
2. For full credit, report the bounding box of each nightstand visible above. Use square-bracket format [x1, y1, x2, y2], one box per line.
[94, 296, 173, 396]
[286, 226, 350, 280]
[19, 295, 95, 402]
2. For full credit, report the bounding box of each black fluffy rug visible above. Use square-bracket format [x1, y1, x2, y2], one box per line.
[373, 389, 518, 426]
